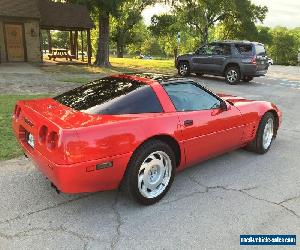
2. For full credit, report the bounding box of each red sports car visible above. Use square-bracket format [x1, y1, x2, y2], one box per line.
[12, 74, 282, 205]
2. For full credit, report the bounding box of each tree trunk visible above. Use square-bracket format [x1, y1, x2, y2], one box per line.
[95, 8, 111, 67]
[202, 25, 209, 45]
[173, 47, 178, 62]
[47, 30, 52, 53]
[117, 37, 124, 58]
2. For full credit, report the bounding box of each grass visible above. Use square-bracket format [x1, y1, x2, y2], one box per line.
[41, 57, 176, 75]
[0, 95, 49, 160]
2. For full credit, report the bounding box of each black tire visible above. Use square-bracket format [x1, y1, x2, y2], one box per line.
[225, 66, 241, 85]
[243, 76, 253, 82]
[122, 140, 176, 205]
[246, 112, 276, 154]
[178, 61, 190, 76]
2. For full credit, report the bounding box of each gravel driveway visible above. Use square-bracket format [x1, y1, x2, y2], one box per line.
[0, 64, 299, 250]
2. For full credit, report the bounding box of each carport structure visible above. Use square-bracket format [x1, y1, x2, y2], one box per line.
[38, 0, 94, 64]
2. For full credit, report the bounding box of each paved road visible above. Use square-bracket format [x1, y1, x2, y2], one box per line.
[0, 65, 299, 250]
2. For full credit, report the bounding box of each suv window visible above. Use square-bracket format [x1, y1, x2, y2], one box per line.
[235, 44, 253, 55]
[255, 44, 266, 56]
[213, 43, 231, 55]
[54, 77, 163, 115]
[197, 44, 231, 56]
[163, 82, 221, 111]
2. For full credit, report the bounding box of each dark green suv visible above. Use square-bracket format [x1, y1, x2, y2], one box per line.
[176, 41, 269, 84]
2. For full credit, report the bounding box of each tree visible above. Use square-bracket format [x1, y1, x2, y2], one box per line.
[168, 0, 267, 45]
[268, 27, 299, 65]
[149, 14, 180, 58]
[111, 0, 154, 58]
[64, 0, 125, 66]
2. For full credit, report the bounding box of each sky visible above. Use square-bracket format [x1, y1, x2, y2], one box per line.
[142, 0, 300, 28]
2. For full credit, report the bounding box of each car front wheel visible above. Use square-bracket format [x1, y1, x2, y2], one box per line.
[123, 140, 176, 205]
[178, 62, 190, 76]
[225, 67, 241, 84]
[246, 112, 276, 154]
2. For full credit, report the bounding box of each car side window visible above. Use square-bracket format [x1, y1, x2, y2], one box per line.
[198, 45, 214, 55]
[163, 82, 221, 112]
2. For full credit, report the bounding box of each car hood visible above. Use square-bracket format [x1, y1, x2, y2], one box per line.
[217, 93, 256, 105]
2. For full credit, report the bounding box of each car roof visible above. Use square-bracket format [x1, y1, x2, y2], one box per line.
[123, 73, 187, 85]
[212, 40, 264, 46]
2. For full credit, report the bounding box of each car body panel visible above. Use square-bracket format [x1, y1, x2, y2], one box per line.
[12, 74, 282, 193]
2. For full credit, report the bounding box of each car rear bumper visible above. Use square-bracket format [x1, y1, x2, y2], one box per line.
[241, 64, 268, 77]
[22, 144, 132, 193]
[12, 117, 132, 194]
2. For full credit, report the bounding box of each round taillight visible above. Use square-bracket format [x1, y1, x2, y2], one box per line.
[39, 126, 48, 144]
[15, 105, 21, 118]
[47, 131, 58, 150]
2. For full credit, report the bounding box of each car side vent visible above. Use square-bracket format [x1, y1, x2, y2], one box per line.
[251, 125, 256, 138]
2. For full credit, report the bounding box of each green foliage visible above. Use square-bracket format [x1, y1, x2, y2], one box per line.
[141, 37, 165, 56]
[172, 0, 267, 45]
[149, 14, 179, 57]
[268, 27, 299, 65]
[110, 0, 154, 57]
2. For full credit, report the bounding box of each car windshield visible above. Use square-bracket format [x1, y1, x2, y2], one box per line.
[54, 77, 163, 115]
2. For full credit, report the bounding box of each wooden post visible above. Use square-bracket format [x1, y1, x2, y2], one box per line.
[74, 30, 78, 60]
[87, 29, 92, 65]
[81, 31, 84, 62]
[47, 30, 52, 53]
[69, 31, 73, 55]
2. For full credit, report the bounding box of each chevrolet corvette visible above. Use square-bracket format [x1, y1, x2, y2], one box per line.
[12, 74, 282, 205]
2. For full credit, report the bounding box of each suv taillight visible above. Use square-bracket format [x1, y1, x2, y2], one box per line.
[251, 56, 257, 64]
[47, 131, 58, 150]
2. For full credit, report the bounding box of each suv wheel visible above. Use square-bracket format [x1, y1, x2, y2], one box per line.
[225, 67, 241, 85]
[178, 62, 190, 76]
[243, 76, 253, 82]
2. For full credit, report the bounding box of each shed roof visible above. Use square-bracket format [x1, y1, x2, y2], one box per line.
[38, 0, 94, 30]
[0, 0, 40, 19]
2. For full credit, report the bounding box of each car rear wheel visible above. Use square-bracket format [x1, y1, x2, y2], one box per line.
[225, 67, 241, 85]
[246, 112, 276, 154]
[178, 62, 190, 76]
[243, 76, 253, 82]
[122, 140, 176, 205]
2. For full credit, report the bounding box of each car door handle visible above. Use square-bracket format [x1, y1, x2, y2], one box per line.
[184, 120, 194, 127]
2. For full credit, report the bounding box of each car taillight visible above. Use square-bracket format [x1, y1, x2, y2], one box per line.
[251, 56, 257, 64]
[39, 125, 48, 144]
[47, 131, 58, 150]
[14, 105, 21, 118]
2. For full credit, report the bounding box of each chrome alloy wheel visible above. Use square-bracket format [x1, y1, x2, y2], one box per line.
[262, 118, 274, 149]
[227, 69, 238, 83]
[179, 64, 188, 75]
[138, 151, 172, 199]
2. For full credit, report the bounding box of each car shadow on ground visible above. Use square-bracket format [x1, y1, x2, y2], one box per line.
[189, 74, 262, 87]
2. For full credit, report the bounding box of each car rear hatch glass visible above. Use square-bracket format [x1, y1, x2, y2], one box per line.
[54, 76, 163, 115]
[254, 44, 268, 70]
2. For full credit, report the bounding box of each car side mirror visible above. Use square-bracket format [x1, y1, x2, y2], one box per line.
[220, 101, 228, 111]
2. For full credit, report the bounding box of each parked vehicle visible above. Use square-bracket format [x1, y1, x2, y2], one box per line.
[268, 58, 274, 65]
[176, 41, 269, 84]
[12, 74, 281, 205]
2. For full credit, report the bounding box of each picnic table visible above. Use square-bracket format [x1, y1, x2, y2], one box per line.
[48, 49, 76, 61]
